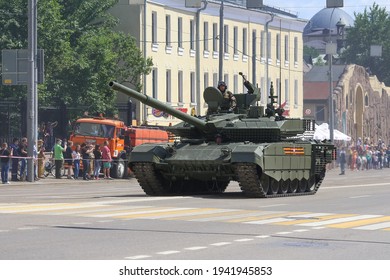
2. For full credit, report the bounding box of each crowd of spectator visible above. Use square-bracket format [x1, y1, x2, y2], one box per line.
[337, 137, 390, 175]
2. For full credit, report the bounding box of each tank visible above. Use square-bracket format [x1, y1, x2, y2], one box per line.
[109, 74, 336, 198]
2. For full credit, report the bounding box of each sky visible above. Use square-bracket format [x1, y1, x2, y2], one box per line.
[266, 1, 389, 20]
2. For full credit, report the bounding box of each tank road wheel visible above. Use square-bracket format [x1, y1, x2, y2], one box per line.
[260, 175, 270, 194]
[297, 180, 308, 193]
[279, 180, 290, 194]
[111, 158, 128, 179]
[268, 178, 279, 195]
[132, 162, 173, 196]
[289, 179, 299, 193]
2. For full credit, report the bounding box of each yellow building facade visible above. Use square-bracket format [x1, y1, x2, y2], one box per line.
[111, 0, 307, 126]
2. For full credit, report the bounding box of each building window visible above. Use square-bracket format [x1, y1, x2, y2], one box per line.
[316, 105, 325, 122]
[223, 74, 229, 87]
[152, 12, 157, 44]
[261, 77, 266, 103]
[190, 20, 195, 50]
[213, 23, 218, 52]
[294, 36, 298, 63]
[152, 68, 158, 99]
[260, 31, 265, 59]
[243, 28, 247, 55]
[276, 34, 280, 61]
[190, 72, 196, 103]
[234, 74, 238, 93]
[204, 22, 209, 51]
[166, 15, 171, 46]
[284, 79, 289, 103]
[267, 32, 272, 59]
[166, 70, 171, 103]
[365, 94, 369, 106]
[233, 26, 238, 54]
[294, 79, 298, 106]
[178, 17, 183, 48]
[178, 71, 183, 103]
[204, 72, 209, 89]
[346, 94, 349, 108]
[224, 25, 229, 53]
[213, 73, 218, 87]
[284, 35, 289, 61]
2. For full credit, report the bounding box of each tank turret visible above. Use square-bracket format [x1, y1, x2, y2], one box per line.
[109, 75, 335, 199]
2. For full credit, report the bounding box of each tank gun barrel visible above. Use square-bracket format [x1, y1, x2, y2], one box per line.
[109, 81, 207, 131]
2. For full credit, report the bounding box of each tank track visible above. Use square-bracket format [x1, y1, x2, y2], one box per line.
[235, 163, 324, 198]
[132, 162, 229, 196]
[132, 162, 172, 196]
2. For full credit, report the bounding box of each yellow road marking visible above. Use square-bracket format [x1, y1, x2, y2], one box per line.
[227, 212, 308, 223]
[328, 216, 390, 228]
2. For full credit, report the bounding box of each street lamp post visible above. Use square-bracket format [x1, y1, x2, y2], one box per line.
[218, 0, 224, 82]
[326, 0, 344, 143]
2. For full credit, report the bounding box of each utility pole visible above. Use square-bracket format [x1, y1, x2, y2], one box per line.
[218, 0, 224, 82]
[27, 0, 38, 182]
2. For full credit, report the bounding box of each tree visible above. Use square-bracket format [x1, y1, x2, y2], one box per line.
[342, 3, 390, 84]
[0, 0, 152, 116]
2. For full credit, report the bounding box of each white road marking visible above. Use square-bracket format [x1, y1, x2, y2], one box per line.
[210, 242, 232, 246]
[349, 195, 371, 199]
[156, 250, 181, 255]
[125, 255, 151, 260]
[298, 215, 382, 227]
[184, 246, 207, 251]
[276, 232, 292, 235]
[96, 220, 114, 223]
[259, 204, 287, 208]
[234, 238, 254, 242]
[17, 227, 38, 230]
[293, 229, 310, 233]
[245, 217, 292, 224]
[355, 221, 390, 230]
[255, 235, 270, 238]
[324, 182, 390, 189]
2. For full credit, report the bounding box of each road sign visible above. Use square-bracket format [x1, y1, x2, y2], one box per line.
[2, 49, 44, 85]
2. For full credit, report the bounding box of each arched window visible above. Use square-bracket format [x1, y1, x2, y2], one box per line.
[364, 94, 369, 106]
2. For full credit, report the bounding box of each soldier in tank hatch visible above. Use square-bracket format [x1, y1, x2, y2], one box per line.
[217, 81, 236, 112]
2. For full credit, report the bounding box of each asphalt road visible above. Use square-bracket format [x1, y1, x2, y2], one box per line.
[0, 167, 389, 260]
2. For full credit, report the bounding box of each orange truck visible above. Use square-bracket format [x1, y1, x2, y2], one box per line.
[69, 116, 169, 178]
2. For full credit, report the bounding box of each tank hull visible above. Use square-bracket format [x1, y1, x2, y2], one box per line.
[129, 140, 334, 198]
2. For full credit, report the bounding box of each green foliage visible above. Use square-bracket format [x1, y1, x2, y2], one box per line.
[342, 3, 390, 84]
[303, 46, 320, 59]
[0, 0, 152, 115]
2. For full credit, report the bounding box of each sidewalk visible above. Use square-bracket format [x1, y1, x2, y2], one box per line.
[4, 176, 129, 186]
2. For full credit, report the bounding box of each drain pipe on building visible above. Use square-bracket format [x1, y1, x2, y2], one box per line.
[196, 0, 208, 116]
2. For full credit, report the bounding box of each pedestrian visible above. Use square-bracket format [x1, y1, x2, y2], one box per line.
[81, 142, 93, 180]
[37, 139, 45, 179]
[64, 140, 74, 179]
[0, 143, 12, 184]
[18, 137, 28, 180]
[101, 140, 112, 179]
[339, 147, 346, 175]
[10, 138, 19, 181]
[72, 144, 81, 179]
[93, 144, 102, 180]
[53, 138, 66, 179]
